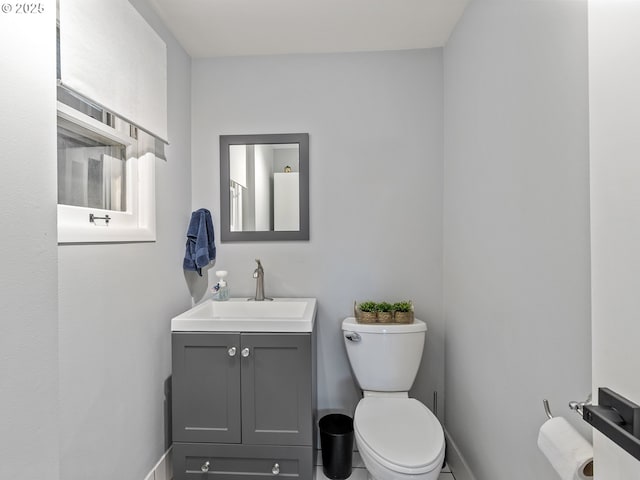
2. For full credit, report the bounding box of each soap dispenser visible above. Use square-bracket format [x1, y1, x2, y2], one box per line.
[212, 270, 229, 301]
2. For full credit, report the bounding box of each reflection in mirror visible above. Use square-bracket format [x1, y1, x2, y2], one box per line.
[229, 143, 299, 232]
[220, 133, 309, 242]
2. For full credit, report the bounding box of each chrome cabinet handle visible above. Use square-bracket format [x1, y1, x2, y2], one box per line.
[241, 347, 250, 357]
[272, 463, 280, 475]
[201, 461, 210, 472]
[344, 332, 361, 342]
[228, 346, 237, 357]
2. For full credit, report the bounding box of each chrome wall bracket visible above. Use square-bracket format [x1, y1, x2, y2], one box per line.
[569, 393, 592, 417]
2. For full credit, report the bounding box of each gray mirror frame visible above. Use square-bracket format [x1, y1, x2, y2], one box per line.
[220, 133, 310, 242]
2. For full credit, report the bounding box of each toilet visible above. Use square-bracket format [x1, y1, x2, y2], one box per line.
[342, 317, 445, 480]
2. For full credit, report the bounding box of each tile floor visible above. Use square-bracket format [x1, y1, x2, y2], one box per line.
[315, 451, 456, 480]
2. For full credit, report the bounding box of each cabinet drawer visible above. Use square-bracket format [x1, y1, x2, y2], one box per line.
[173, 443, 313, 480]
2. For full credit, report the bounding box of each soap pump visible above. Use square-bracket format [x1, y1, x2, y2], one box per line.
[212, 270, 229, 301]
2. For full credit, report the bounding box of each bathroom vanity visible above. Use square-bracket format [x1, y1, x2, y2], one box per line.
[171, 298, 317, 480]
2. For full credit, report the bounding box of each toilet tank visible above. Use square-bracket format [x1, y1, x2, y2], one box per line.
[342, 317, 427, 392]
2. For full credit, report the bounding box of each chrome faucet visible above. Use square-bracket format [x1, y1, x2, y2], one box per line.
[252, 259, 272, 301]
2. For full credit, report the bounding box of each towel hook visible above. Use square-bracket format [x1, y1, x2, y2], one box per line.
[543, 399, 554, 420]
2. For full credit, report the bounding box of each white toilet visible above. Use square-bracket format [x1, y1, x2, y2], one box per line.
[342, 317, 445, 480]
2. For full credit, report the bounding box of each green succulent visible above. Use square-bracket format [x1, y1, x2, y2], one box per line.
[377, 302, 393, 312]
[393, 301, 413, 312]
[358, 301, 378, 313]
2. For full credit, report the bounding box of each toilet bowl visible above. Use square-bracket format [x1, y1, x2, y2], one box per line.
[354, 397, 445, 480]
[342, 317, 445, 480]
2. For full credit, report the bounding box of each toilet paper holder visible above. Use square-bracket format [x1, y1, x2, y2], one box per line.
[542, 394, 591, 420]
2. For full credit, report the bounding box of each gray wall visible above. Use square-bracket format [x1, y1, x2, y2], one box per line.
[191, 50, 445, 419]
[0, 8, 59, 480]
[57, 2, 193, 479]
[442, 1, 591, 479]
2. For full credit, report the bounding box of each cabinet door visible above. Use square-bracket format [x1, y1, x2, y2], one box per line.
[172, 333, 241, 443]
[241, 333, 312, 445]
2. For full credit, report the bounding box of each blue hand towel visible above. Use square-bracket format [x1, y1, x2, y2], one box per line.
[183, 208, 216, 276]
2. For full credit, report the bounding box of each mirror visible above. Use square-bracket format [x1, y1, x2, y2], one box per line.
[220, 133, 309, 242]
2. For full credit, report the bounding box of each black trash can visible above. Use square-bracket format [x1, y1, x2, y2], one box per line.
[319, 414, 354, 480]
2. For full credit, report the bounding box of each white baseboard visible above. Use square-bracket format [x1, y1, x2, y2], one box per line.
[444, 429, 477, 480]
[144, 446, 173, 480]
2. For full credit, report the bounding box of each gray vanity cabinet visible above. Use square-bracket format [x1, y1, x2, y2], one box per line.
[172, 330, 316, 480]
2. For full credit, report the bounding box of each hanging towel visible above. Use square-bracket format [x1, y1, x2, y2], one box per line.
[183, 208, 216, 276]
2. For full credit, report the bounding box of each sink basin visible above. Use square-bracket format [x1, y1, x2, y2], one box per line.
[171, 297, 317, 332]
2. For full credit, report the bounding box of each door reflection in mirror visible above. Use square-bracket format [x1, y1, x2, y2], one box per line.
[229, 143, 299, 232]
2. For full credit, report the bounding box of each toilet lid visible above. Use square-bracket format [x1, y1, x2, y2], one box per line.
[354, 398, 445, 473]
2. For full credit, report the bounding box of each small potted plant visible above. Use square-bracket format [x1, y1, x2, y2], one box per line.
[356, 301, 378, 323]
[393, 301, 414, 324]
[377, 302, 393, 323]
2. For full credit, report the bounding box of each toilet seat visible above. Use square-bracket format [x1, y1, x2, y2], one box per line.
[354, 397, 445, 475]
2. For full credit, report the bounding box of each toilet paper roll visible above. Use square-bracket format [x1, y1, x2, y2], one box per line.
[537, 417, 593, 480]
